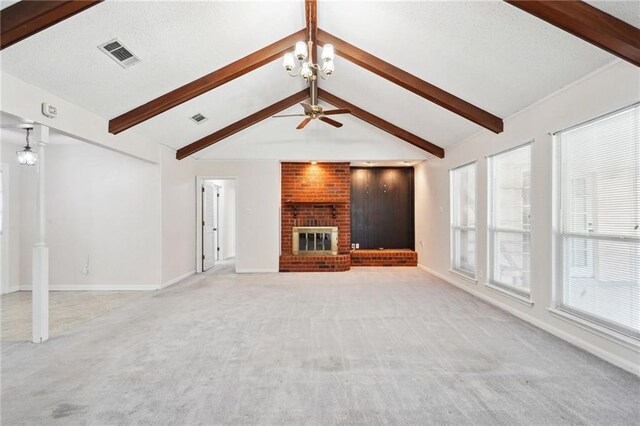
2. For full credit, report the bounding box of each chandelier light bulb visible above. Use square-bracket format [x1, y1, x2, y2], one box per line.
[321, 44, 335, 62]
[283, 52, 295, 71]
[322, 59, 334, 75]
[294, 41, 308, 61]
[301, 62, 312, 79]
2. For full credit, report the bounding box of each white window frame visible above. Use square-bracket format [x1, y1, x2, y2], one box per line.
[553, 103, 640, 343]
[487, 141, 533, 299]
[449, 161, 477, 282]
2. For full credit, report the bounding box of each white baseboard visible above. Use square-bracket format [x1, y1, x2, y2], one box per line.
[160, 270, 195, 289]
[19, 284, 159, 291]
[417, 264, 640, 377]
[1, 285, 20, 295]
[236, 268, 278, 274]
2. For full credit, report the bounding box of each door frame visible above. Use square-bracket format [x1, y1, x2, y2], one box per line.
[0, 163, 11, 294]
[195, 176, 238, 274]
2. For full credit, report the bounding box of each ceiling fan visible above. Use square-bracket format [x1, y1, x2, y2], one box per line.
[273, 74, 350, 129]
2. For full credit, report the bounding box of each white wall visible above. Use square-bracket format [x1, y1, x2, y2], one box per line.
[0, 141, 30, 293]
[11, 141, 162, 290]
[196, 161, 279, 273]
[160, 146, 197, 286]
[415, 60, 640, 375]
[211, 179, 236, 260]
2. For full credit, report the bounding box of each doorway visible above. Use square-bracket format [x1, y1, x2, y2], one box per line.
[197, 178, 237, 273]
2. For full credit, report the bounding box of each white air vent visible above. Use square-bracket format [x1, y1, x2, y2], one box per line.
[98, 39, 140, 68]
[189, 113, 208, 124]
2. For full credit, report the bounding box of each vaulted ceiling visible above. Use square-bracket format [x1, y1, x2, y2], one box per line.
[1, 1, 638, 160]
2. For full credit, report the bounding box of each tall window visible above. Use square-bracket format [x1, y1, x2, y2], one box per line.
[557, 104, 639, 339]
[450, 162, 476, 278]
[488, 143, 532, 297]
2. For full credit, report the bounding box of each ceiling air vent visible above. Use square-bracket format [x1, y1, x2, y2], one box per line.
[189, 113, 208, 124]
[98, 39, 140, 68]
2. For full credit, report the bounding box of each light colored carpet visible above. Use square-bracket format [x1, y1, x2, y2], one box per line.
[1, 290, 145, 343]
[1, 266, 639, 425]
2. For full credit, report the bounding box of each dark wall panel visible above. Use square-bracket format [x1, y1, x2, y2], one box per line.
[350, 167, 414, 249]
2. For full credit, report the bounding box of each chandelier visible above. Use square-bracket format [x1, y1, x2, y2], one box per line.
[282, 40, 335, 80]
[16, 127, 38, 166]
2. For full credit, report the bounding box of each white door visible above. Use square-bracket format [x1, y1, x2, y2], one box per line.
[202, 184, 217, 271]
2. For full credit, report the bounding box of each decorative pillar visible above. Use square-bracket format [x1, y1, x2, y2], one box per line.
[31, 124, 49, 343]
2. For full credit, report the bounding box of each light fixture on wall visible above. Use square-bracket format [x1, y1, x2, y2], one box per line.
[16, 127, 38, 166]
[283, 39, 335, 81]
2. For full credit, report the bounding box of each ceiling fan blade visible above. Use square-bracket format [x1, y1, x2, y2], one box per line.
[322, 108, 351, 116]
[319, 116, 343, 128]
[296, 117, 312, 129]
[272, 114, 307, 118]
[300, 102, 314, 115]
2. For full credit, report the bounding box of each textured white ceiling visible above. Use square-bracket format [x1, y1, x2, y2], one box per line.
[0, 0, 633, 159]
[585, 1, 640, 27]
[195, 100, 431, 161]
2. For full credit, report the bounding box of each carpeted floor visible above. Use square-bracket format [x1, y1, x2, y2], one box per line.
[2, 266, 639, 425]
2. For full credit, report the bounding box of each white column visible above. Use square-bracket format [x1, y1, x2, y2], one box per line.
[32, 124, 49, 343]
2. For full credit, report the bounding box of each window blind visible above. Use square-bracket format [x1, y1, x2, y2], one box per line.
[489, 143, 532, 296]
[558, 104, 639, 339]
[450, 162, 476, 278]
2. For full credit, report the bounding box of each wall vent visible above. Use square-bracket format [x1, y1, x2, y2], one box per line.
[189, 113, 208, 124]
[98, 39, 140, 68]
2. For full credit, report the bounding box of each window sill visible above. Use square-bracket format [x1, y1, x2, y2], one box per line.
[547, 307, 640, 354]
[485, 282, 534, 307]
[449, 269, 477, 284]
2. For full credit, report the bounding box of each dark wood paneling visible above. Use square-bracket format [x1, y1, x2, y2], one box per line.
[350, 167, 414, 250]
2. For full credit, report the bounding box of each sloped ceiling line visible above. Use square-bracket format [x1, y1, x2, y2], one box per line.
[108, 28, 308, 134]
[317, 89, 445, 159]
[0, 0, 103, 50]
[316, 29, 504, 134]
[504, 0, 640, 67]
[175, 90, 310, 160]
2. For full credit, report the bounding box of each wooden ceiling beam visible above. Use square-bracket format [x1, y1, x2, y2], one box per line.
[317, 88, 445, 158]
[505, 1, 640, 68]
[1, 1, 102, 50]
[176, 90, 309, 160]
[317, 29, 503, 134]
[109, 28, 307, 135]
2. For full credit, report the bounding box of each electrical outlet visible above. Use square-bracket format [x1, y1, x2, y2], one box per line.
[42, 102, 57, 118]
[355, 243, 360, 249]
[351, 243, 355, 249]
[83, 265, 89, 275]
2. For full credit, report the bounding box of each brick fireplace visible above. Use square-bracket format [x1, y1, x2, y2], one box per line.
[280, 162, 351, 272]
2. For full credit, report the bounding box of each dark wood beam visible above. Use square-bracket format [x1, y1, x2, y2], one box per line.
[1, 1, 102, 50]
[317, 88, 445, 158]
[317, 29, 504, 134]
[110, 29, 307, 135]
[176, 90, 309, 160]
[505, 1, 640, 67]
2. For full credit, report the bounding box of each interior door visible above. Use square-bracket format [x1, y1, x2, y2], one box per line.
[202, 184, 216, 271]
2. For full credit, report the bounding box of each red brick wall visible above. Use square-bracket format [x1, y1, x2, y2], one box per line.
[281, 162, 351, 255]
[350, 249, 418, 267]
[280, 162, 351, 271]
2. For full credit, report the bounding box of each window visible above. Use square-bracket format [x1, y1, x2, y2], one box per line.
[488, 143, 532, 297]
[557, 104, 639, 339]
[450, 162, 476, 278]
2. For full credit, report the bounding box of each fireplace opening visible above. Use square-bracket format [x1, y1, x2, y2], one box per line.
[292, 226, 338, 255]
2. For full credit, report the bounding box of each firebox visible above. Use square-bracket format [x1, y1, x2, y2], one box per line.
[292, 226, 338, 255]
